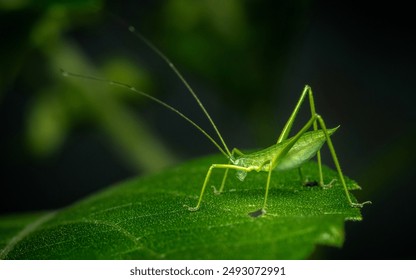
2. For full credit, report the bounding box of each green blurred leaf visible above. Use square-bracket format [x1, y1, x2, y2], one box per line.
[22, 10, 177, 170]
[0, 155, 364, 259]
[25, 88, 69, 156]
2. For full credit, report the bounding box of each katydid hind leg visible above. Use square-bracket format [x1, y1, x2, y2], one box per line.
[276, 86, 325, 184]
[255, 114, 319, 214]
[316, 115, 371, 207]
[282, 111, 370, 207]
[277, 85, 317, 143]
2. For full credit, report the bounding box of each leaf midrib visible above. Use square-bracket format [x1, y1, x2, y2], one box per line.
[0, 211, 57, 259]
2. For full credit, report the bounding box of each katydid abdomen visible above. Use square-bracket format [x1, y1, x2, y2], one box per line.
[234, 127, 338, 173]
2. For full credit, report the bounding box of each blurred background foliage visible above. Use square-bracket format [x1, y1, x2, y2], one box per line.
[1, 0, 415, 259]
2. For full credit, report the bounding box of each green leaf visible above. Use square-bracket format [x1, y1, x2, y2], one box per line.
[0, 154, 363, 259]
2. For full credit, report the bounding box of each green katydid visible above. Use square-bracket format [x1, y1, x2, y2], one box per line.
[62, 25, 371, 217]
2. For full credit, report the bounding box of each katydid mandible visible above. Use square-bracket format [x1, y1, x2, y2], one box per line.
[62, 25, 371, 217]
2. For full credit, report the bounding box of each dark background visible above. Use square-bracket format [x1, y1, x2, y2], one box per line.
[1, 0, 415, 259]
